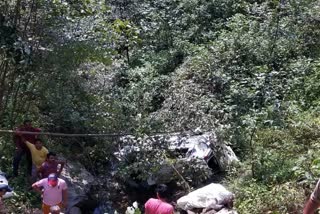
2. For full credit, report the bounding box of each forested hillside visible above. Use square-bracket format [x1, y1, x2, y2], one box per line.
[1, 0, 320, 213]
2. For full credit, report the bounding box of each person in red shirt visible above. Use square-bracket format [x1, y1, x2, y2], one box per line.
[38, 152, 65, 179]
[304, 178, 320, 214]
[145, 184, 174, 214]
[12, 119, 41, 177]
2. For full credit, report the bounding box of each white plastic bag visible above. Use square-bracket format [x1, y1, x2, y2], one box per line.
[177, 183, 234, 210]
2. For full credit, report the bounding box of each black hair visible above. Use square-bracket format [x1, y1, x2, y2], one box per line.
[35, 138, 43, 143]
[156, 184, 171, 199]
[23, 119, 32, 125]
[0, 185, 10, 192]
[47, 151, 57, 159]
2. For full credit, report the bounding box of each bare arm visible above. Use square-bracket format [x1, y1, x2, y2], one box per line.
[303, 198, 319, 214]
[37, 166, 43, 179]
[57, 160, 65, 176]
[305, 179, 320, 214]
[62, 189, 68, 208]
[31, 183, 42, 194]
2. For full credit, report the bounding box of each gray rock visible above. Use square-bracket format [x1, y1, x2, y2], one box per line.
[69, 206, 82, 214]
[60, 157, 95, 213]
[215, 208, 238, 214]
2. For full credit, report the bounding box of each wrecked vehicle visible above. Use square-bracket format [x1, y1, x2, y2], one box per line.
[113, 131, 239, 186]
[115, 131, 238, 170]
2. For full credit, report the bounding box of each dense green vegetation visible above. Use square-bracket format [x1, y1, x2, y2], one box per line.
[1, 0, 320, 213]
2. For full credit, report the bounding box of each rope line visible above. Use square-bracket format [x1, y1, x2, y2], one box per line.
[0, 129, 193, 138]
[0, 130, 131, 137]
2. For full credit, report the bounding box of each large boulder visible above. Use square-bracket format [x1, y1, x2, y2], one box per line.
[177, 183, 234, 210]
[59, 157, 95, 213]
[177, 183, 237, 214]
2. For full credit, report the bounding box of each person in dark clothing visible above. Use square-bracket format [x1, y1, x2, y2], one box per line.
[38, 152, 65, 179]
[12, 119, 41, 177]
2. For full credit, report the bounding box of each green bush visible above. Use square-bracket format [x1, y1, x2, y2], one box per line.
[229, 179, 304, 214]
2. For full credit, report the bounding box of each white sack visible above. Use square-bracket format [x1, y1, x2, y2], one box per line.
[177, 183, 234, 211]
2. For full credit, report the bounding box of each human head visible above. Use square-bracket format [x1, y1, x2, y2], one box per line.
[23, 119, 32, 128]
[34, 138, 43, 150]
[0, 184, 12, 197]
[47, 152, 57, 162]
[48, 173, 58, 187]
[0, 174, 12, 197]
[50, 205, 61, 214]
[156, 184, 170, 200]
[0, 188, 6, 197]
